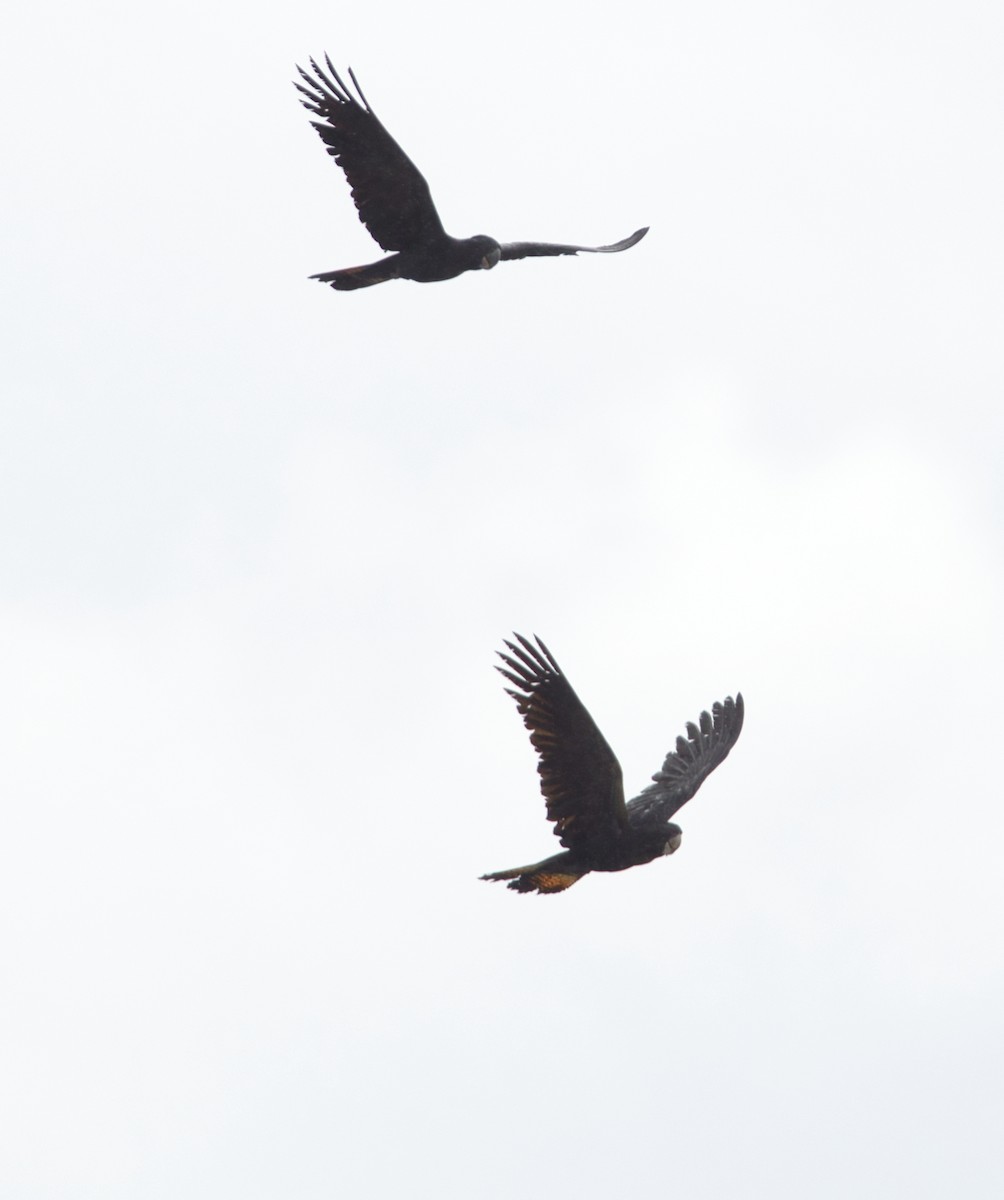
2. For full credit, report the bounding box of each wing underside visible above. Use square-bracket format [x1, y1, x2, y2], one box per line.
[497, 634, 629, 855]
[499, 226, 648, 260]
[626, 694, 744, 825]
[294, 56, 447, 252]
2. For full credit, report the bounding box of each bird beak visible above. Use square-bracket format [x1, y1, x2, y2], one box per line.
[481, 248, 501, 270]
[667, 833, 682, 854]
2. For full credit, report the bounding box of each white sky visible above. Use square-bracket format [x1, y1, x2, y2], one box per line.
[3, 1, 1003, 1197]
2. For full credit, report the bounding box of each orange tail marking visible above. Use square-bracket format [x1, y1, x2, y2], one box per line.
[529, 871, 581, 893]
[480, 866, 583, 894]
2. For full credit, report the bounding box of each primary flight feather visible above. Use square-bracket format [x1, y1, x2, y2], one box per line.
[482, 634, 744, 894]
[294, 56, 648, 290]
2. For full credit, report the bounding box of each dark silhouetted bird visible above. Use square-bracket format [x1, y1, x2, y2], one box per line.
[482, 635, 744, 894]
[294, 56, 648, 291]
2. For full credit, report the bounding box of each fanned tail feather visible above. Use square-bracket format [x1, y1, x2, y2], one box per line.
[309, 260, 399, 290]
[480, 864, 583, 894]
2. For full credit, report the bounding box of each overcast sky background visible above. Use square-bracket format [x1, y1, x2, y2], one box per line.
[3, 1, 1003, 1197]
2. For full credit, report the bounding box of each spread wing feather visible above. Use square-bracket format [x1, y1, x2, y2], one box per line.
[498, 634, 629, 855]
[499, 226, 648, 261]
[626, 694, 744, 825]
[294, 56, 446, 252]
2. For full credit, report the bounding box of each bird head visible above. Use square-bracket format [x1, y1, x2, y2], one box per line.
[663, 825, 683, 856]
[470, 235, 501, 270]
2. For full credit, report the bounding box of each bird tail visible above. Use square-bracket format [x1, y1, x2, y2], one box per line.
[480, 854, 584, 895]
[309, 257, 400, 291]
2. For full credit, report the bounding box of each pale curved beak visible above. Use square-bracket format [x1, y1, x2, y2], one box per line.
[667, 833, 682, 854]
[481, 248, 501, 270]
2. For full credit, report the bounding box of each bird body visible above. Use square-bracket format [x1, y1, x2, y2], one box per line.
[482, 634, 743, 894]
[484, 828, 683, 895]
[310, 234, 502, 290]
[294, 57, 648, 290]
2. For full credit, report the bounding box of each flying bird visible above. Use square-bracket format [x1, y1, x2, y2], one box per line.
[294, 56, 649, 291]
[482, 634, 744, 894]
